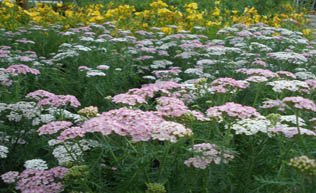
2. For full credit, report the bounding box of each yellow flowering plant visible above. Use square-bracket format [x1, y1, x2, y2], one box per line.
[0, 0, 311, 37]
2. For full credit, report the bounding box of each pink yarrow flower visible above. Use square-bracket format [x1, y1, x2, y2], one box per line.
[184, 143, 234, 169]
[26, 90, 81, 108]
[1, 171, 19, 184]
[236, 68, 278, 78]
[37, 95, 81, 108]
[310, 118, 316, 130]
[26, 90, 56, 100]
[306, 79, 316, 90]
[156, 97, 190, 118]
[15, 167, 68, 193]
[5, 64, 40, 75]
[282, 96, 316, 112]
[112, 94, 147, 106]
[37, 121, 73, 135]
[277, 71, 296, 79]
[271, 127, 316, 138]
[206, 102, 260, 120]
[80, 108, 192, 142]
[260, 99, 286, 111]
[209, 77, 248, 93]
[57, 126, 86, 141]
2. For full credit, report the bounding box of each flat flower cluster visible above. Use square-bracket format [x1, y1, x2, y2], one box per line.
[26, 90, 81, 108]
[267, 80, 310, 93]
[24, 159, 48, 170]
[184, 143, 234, 169]
[38, 121, 73, 138]
[209, 77, 248, 94]
[112, 81, 183, 106]
[261, 96, 316, 112]
[1, 167, 68, 193]
[0, 145, 8, 158]
[227, 116, 273, 136]
[65, 108, 194, 143]
[288, 156, 316, 176]
[206, 102, 260, 121]
[4, 64, 40, 75]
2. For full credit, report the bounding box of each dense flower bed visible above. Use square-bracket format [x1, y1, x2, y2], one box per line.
[0, 1, 316, 193]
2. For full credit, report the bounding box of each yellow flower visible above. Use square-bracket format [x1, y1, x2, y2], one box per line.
[254, 15, 260, 23]
[213, 7, 220, 16]
[189, 3, 198, 9]
[174, 11, 183, 17]
[65, 10, 73, 17]
[232, 16, 239, 22]
[91, 11, 101, 16]
[142, 23, 149, 28]
[302, 29, 311, 36]
[285, 3, 293, 11]
[161, 27, 172, 34]
[4, 14, 10, 19]
[244, 7, 249, 14]
[4, 1, 15, 8]
[158, 8, 171, 16]
[177, 25, 184, 31]
[89, 17, 96, 23]
[207, 21, 221, 26]
[272, 31, 280, 36]
[57, 3, 63, 8]
[29, 12, 40, 17]
[215, 1, 220, 5]
[150, 0, 168, 8]
[95, 15, 104, 21]
[232, 10, 239, 14]
[273, 15, 281, 23]
[248, 7, 257, 14]
[32, 16, 42, 23]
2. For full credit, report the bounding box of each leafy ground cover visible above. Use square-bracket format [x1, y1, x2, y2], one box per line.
[0, 0, 316, 193]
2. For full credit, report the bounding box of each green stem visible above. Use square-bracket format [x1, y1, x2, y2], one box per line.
[252, 86, 260, 106]
[142, 143, 150, 182]
[224, 122, 232, 146]
[246, 137, 255, 183]
[62, 142, 78, 163]
[102, 135, 121, 167]
[158, 143, 171, 181]
[203, 169, 209, 193]
[125, 137, 138, 153]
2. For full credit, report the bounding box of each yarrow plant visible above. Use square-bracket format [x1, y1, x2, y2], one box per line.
[0, 145, 9, 158]
[209, 77, 248, 94]
[260, 97, 316, 112]
[77, 106, 99, 118]
[26, 90, 81, 108]
[24, 159, 48, 170]
[1, 167, 68, 193]
[37, 121, 73, 136]
[227, 116, 274, 136]
[206, 102, 260, 121]
[288, 156, 316, 176]
[77, 108, 193, 142]
[184, 143, 234, 169]
[4, 64, 40, 75]
[282, 96, 316, 112]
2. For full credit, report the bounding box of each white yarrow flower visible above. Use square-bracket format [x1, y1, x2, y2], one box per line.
[267, 80, 309, 93]
[24, 159, 48, 170]
[227, 116, 273, 136]
[0, 145, 9, 158]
